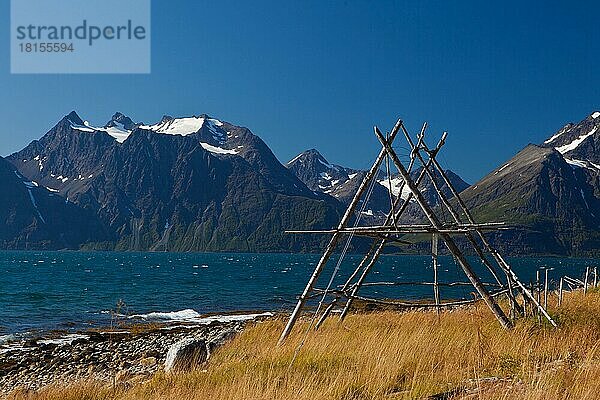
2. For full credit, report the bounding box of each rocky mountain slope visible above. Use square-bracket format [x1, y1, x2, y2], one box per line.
[286, 149, 391, 219]
[286, 149, 469, 223]
[7, 112, 343, 252]
[462, 111, 600, 256]
[0, 156, 107, 249]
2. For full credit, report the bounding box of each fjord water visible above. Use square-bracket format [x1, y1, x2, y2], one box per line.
[0, 251, 597, 336]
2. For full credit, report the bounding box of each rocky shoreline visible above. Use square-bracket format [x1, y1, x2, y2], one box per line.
[0, 313, 273, 396]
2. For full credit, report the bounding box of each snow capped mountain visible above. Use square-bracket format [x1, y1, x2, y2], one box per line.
[101, 112, 138, 143]
[286, 149, 358, 195]
[286, 149, 392, 219]
[461, 111, 600, 256]
[6, 111, 342, 252]
[286, 149, 469, 222]
[64, 111, 241, 156]
[105, 112, 138, 131]
[6, 108, 599, 255]
[542, 111, 600, 173]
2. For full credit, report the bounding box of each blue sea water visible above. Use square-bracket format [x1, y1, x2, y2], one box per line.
[0, 251, 597, 336]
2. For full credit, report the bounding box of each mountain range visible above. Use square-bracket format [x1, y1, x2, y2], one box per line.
[3, 111, 343, 252]
[2, 110, 599, 256]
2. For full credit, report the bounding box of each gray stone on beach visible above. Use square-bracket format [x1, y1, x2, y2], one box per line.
[164, 338, 209, 372]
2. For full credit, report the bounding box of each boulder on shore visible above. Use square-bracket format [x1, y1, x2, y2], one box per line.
[164, 338, 208, 372]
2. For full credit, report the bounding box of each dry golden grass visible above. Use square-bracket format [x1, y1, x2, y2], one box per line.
[8, 290, 600, 400]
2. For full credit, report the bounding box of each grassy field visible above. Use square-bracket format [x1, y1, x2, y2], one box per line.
[8, 290, 600, 400]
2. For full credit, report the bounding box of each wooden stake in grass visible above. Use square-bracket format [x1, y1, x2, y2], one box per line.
[558, 277, 564, 307]
[535, 269, 542, 303]
[544, 268, 549, 309]
[584, 267, 590, 295]
[432, 233, 440, 315]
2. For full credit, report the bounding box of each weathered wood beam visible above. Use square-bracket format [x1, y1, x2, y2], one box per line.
[374, 126, 513, 330]
[400, 123, 505, 287]
[278, 119, 403, 344]
[315, 131, 432, 328]
[338, 132, 447, 321]
[419, 138, 554, 326]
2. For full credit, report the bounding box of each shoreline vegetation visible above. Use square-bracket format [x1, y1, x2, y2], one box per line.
[3, 290, 600, 399]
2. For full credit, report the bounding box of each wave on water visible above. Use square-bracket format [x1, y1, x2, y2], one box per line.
[195, 312, 274, 324]
[128, 308, 201, 321]
[128, 309, 273, 325]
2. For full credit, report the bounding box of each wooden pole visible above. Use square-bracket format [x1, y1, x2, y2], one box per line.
[400, 125, 505, 287]
[338, 133, 447, 322]
[419, 139, 555, 325]
[558, 278, 564, 307]
[535, 271, 541, 324]
[529, 281, 535, 317]
[432, 233, 440, 314]
[522, 281, 529, 316]
[507, 275, 515, 320]
[584, 267, 589, 294]
[544, 268, 549, 309]
[278, 121, 402, 344]
[536, 271, 542, 324]
[374, 127, 513, 330]
[594, 267, 598, 288]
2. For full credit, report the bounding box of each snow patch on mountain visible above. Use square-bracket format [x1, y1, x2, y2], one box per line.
[555, 127, 598, 154]
[70, 120, 131, 142]
[287, 153, 304, 165]
[140, 116, 223, 137]
[103, 125, 131, 143]
[544, 124, 572, 145]
[69, 121, 96, 133]
[378, 176, 411, 200]
[13, 172, 47, 224]
[199, 143, 238, 155]
[205, 119, 226, 144]
[565, 158, 600, 173]
[592, 112, 600, 119]
[140, 116, 233, 154]
[26, 189, 45, 224]
[318, 159, 332, 169]
[580, 188, 590, 209]
[495, 163, 511, 174]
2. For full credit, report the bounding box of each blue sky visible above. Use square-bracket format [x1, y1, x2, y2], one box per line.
[0, 0, 598, 183]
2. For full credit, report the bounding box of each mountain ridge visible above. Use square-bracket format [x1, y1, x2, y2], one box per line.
[461, 111, 600, 256]
[4, 110, 600, 255]
[6, 111, 344, 252]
